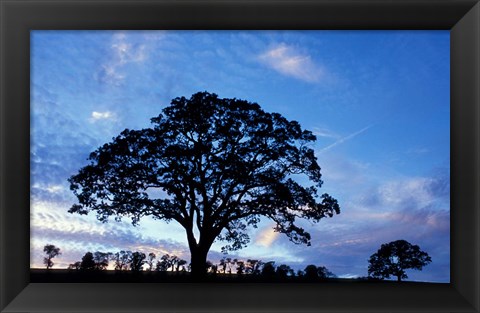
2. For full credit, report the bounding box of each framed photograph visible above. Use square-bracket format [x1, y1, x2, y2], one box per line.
[1, 0, 479, 312]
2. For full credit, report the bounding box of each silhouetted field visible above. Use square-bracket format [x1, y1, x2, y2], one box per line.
[30, 269, 427, 283]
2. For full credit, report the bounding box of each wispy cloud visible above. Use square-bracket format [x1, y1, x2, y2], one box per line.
[111, 33, 147, 64]
[406, 147, 430, 156]
[90, 111, 116, 122]
[32, 183, 65, 194]
[377, 178, 436, 208]
[255, 226, 280, 247]
[30, 200, 190, 268]
[318, 125, 372, 153]
[312, 126, 340, 139]
[258, 44, 324, 83]
[98, 32, 148, 85]
[360, 173, 450, 211]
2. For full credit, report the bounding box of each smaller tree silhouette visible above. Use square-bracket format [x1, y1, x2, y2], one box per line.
[236, 260, 245, 275]
[175, 258, 188, 272]
[303, 264, 335, 280]
[146, 252, 156, 271]
[276, 264, 294, 278]
[368, 239, 432, 281]
[226, 257, 233, 274]
[206, 260, 216, 273]
[261, 261, 276, 277]
[153, 254, 188, 272]
[317, 266, 336, 279]
[158, 254, 176, 271]
[93, 251, 111, 270]
[80, 252, 96, 270]
[245, 259, 263, 275]
[219, 257, 228, 274]
[113, 250, 132, 271]
[130, 251, 146, 271]
[155, 259, 168, 272]
[68, 261, 81, 270]
[43, 244, 61, 269]
[68, 251, 111, 270]
[304, 264, 319, 280]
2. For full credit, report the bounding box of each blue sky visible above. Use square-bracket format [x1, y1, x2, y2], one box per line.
[30, 30, 450, 282]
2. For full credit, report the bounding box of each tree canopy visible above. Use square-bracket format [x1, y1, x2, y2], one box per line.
[69, 91, 340, 276]
[368, 239, 432, 281]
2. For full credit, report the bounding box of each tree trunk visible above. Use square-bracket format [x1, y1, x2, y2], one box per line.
[397, 275, 402, 282]
[186, 226, 216, 280]
[190, 247, 209, 280]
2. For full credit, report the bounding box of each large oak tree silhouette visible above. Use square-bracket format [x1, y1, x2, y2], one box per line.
[69, 92, 340, 277]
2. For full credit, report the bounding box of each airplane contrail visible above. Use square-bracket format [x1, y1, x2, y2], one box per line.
[318, 125, 373, 153]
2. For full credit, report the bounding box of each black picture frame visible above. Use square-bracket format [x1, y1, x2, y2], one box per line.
[1, 0, 478, 312]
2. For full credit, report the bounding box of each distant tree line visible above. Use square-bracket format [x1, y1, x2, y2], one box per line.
[43, 244, 336, 280]
[63, 249, 337, 280]
[43, 238, 431, 282]
[65, 251, 188, 272]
